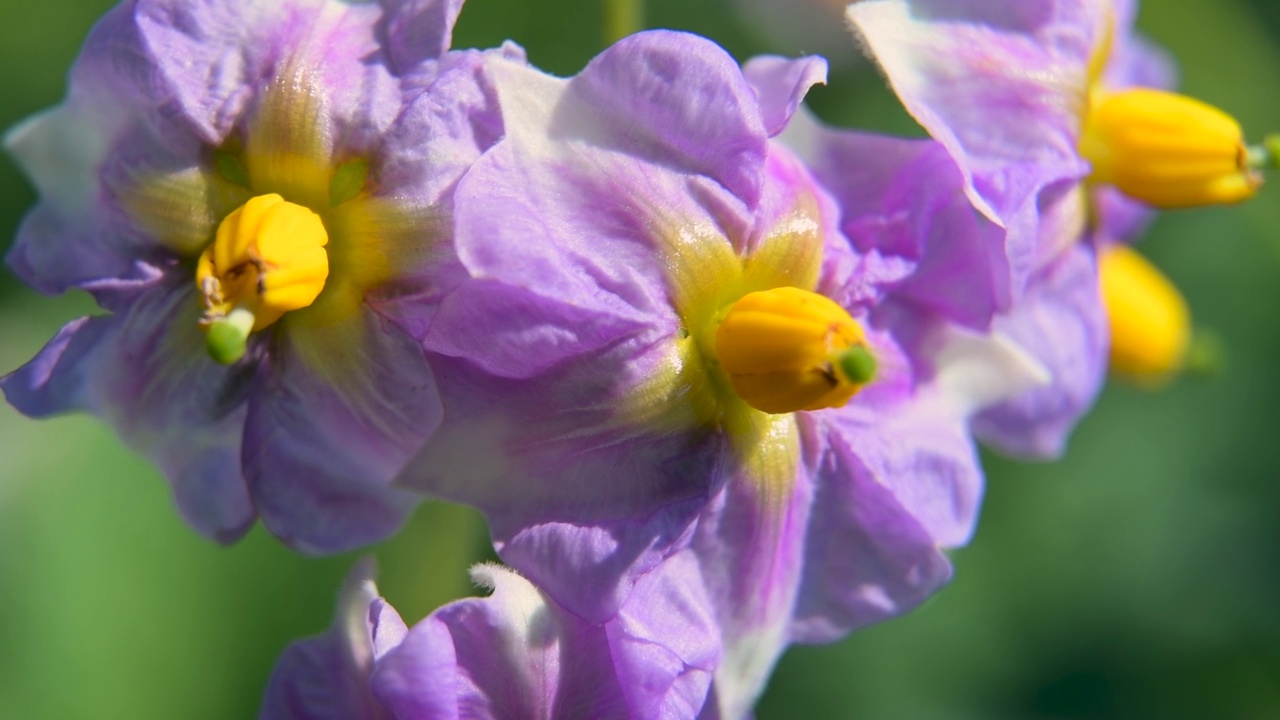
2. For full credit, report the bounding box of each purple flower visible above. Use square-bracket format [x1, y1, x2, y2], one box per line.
[843, 0, 1208, 456]
[260, 557, 719, 720]
[394, 31, 1045, 715]
[2, 0, 512, 552]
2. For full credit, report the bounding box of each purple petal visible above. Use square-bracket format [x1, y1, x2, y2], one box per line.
[244, 308, 439, 555]
[398, 352, 715, 622]
[377, 0, 465, 74]
[606, 551, 719, 720]
[260, 558, 405, 720]
[690, 466, 813, 719]
[790, 123, 1012, 329]
[847, 0, 1100, 286]
[373, 561, 716, 719]
[3, 281, 255, 542]
[972, 244, 1106, 459]
[789, 418, 955, 643]
[740, 55, 828, 138]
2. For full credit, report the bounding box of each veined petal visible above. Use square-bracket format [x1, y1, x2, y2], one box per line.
[486, 31, 772, 208]
[370, 560, 717, 719]
[396, 353, 715, 622]
[789, 420, 954, 641]
[117, 161, 251, 257]
[973, 244, 1107, 458]
[847, 0, 1102, 285]
[2, 282, 255, 542]
[691, 448, 812, 719]
[785, 119, 1012, 328]
[246, 303, 439, 554]
[245, 64, 335, 209]
[377, 0, 466, 74]
[740, 55, 828, 138]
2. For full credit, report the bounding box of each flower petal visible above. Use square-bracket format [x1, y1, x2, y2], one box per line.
[377, 0, 466, 74]
[786, 119, 1012, 329]
[788, 419, 954, 642]
[371, 560, 716, 719]
[487, 31, 771, 209]
[2, 281, 255, 542]
[260, 558, 405, 720]
[740, 55, 828, 138]
[972, 244, 1107, 458]
[847, 0, 1101, 285]
[244, 303, 439, 554]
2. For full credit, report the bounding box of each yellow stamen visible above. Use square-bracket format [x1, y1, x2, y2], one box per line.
[1099, 245, 1191, 385]
[714, 287, 876, 414]
[196, 193, 329, 363]
[1081, 88, 1261, 208]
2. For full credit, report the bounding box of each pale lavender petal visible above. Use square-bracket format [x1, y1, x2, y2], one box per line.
[372, 560, 716, 720]
[789, 417, 955, 643]
[550, 31, 772, 208]
[847, 0, 1101, 286]
[789, 122, 1012, 329]
[740, 55, 828, 138]
[377, 0, 464, 73]
[691, 465, 813, 719]
[972, 244, 1107, 459]
[607, 551, 719, 720]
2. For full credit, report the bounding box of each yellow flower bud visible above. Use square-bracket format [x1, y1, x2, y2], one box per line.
[714, 287, 876, 414]
[1080, 88, 1260, 208]
[196, 194, 329, 363]
[1099, 244, 1191, 384]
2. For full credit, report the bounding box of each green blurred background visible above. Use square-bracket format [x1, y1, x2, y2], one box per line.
[3, 0, 1280, 717]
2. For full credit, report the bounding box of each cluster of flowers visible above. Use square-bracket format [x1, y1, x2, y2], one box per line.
[3, 0, 1264, 717]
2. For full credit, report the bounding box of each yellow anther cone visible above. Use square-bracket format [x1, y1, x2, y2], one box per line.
[1081, 88, 1260, 208]
[196, 194, 330, 363]
[1099, 245, 1191, 385]
[714, 287, 876, 414]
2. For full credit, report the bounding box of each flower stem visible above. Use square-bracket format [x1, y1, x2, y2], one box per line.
[603, 0, 643, 46]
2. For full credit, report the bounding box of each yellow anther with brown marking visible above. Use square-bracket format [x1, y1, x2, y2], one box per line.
[1100, 244, 1191, 384]
[1081, 88, 1260, 208]
[195, 194, 329, 363]
[714, 287, 876, 414]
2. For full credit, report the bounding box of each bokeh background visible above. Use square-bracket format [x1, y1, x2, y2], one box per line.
[3, 0, 1280, 717]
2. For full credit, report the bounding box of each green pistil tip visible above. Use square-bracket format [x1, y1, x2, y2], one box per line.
[214, 150, 251, 188]
[205, 307, 255, 365]
[837, 345, 877, 385]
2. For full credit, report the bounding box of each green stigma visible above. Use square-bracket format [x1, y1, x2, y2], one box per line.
[204, 306, 255, 365]
[836, 345, 877, 385]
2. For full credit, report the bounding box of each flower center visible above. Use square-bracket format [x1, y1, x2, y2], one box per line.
[1099, 244, 1190, 384]
[196, 193, 330, 364]
[1079, 88, 1260, 208]
[713, 287, 876, 414]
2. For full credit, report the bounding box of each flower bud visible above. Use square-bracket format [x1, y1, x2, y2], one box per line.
[1081, 88, 1260, 208]
[714, 287, 876, 414]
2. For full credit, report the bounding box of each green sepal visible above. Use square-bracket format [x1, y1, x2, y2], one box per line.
[214, 150, 251, 188]
[329, 159, 369, 207]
